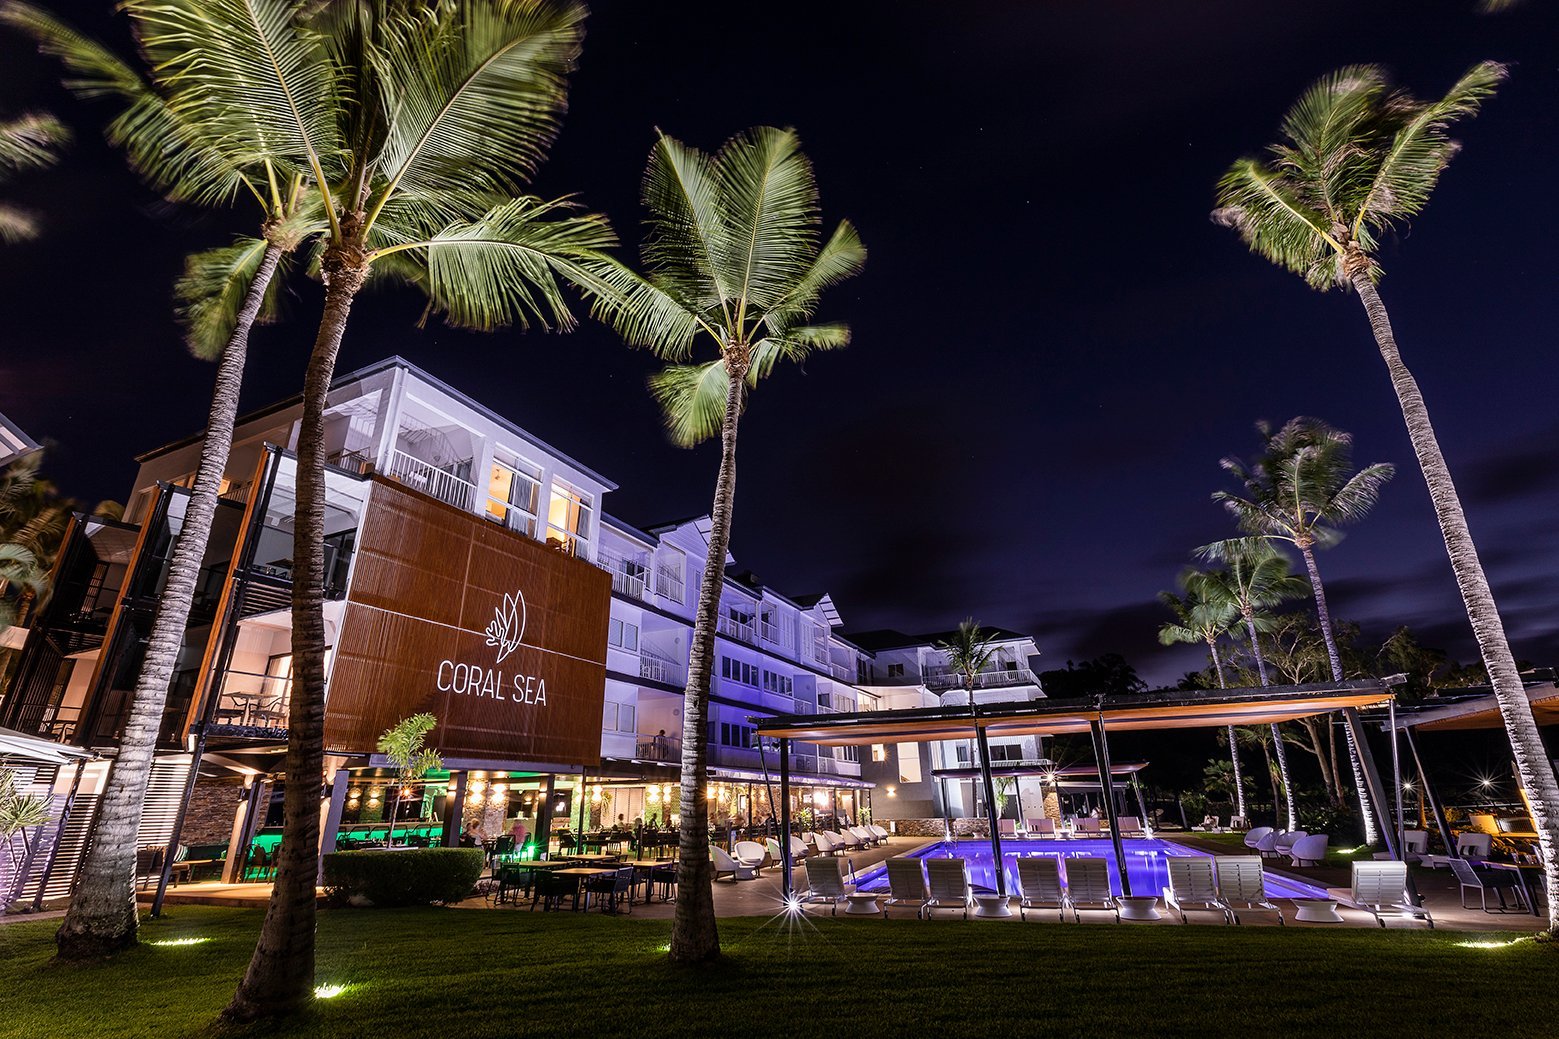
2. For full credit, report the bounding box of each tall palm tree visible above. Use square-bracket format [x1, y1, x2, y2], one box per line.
[1215, 417, 1391, 841]
[1200, 537, 1309, 829]
[595, 126, 864, 963]
[1158, 570, 1246, 820]
[934, 617, 997, 816]
[0, 108, 66, 242]
[4, 0, 324, 960]
[1216, 63, 1559, 927]
[133, 1, 615, 1017]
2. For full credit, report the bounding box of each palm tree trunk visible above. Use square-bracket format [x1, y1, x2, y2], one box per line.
[225, 253, 368, 1020]
[1245, 617, 1298, 829]
[1205, 641, 1246, 820]
[1352, 273, 1559, 931]
[669, 358, 746, 964]
[55, 242, 283, 961]
[1297, 544, 1377, 842]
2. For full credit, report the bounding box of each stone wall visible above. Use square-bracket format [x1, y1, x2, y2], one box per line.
[183, 777, 248, 846]
[885, 817, 995, 838]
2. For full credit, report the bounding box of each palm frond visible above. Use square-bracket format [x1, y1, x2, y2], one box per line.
[580, 257, 703, 360]
[648, 359, 735, 448]
[1212, 158, 1342, 289]
[746, 323, 850, 382]
[764, 218, 866, 333]
[367, 0, 584, 212]
[1323, 461, 1396, 525]
[175, 237, 288, 359]
[0, 111, 68, 177]
[640, 130, 733, 320]
[716, 126, 821, 327]
[0, 202, 42, 243]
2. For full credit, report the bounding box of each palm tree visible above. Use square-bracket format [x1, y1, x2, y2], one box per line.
[0, 108, 67, 242]
[129, 1, 614, 1017]
[1215, 417, 1391, 841]
[377, 713, 443, 848]
[934, 617, 997, 816]
[594, 126, 864, 963]
[1217, 63, 1559, 928]
[1200, 537, 1309, 829]
[1158, 570, 1246, 820]
[5, 0, 324, 960]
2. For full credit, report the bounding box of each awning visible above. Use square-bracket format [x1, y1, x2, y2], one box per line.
[1395, 682, 1559, 732]
[0, 727, 97, 766]
[753, 679, 1399, 746]
[929, 761, 1148, 781]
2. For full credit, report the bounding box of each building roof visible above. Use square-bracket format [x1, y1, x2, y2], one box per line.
[0, 411, 39, 467]
[847, 626, 1031, 651]
[1393, 681, 1559, 732]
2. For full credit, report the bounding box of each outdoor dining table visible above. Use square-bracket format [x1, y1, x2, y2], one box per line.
[553, 867, 618, 911]
[621, 860, 671, 904]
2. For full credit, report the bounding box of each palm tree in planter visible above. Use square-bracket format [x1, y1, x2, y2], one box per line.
[130, 1, 617, 1018]
[377, 713, 443, 847]
[1158, 570, 1246, 822]
[0, 767, 54, 912]
[1200, 537, 1309, 829]
[4, 0, 327, 960]
[0, 107, 67, 242]
[595, 126, 864, 963]
[1215, 417, 1392, 842]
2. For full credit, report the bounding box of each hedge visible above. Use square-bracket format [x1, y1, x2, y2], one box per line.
[322, 848, 485, 907]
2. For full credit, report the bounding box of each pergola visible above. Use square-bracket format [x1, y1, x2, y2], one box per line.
[754, 679, 1402, 900]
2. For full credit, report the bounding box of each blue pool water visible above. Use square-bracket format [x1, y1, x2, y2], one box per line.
[850, 838, 1329, 900]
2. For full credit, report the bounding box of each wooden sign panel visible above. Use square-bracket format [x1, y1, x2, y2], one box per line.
[325, 478, 611, 766]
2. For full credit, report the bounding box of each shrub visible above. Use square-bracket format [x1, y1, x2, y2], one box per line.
[322, 848, 485, 907]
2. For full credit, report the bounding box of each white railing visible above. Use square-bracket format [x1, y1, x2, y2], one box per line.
[387, 449, 475, 511]
[597, 549, 649, 601]
[654, 564, 684, 603]
[759, 619, 794, 650]
[923, 664, 1039, 692]
[639, 649, 681, 685]
[718, 613, 757, 642]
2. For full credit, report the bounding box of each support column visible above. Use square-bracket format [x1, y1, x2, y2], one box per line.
[318, 767, 349, 882]
[1089, 716, 1131, 897]
[1404, 727, 1456, 856]
[442, 771, 467, 848]
[1342, 708, 1399, 860]
[779, 738, 793, 901]
[153, 744, 205, 917]
[536, 775, 556, 857]
[972, 717, 1006, 897]
[223, 777, 266, 883]
[1388, 699, 1406, 858]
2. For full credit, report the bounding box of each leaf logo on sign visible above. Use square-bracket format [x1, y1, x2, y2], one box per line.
[484, 590, 526, 664]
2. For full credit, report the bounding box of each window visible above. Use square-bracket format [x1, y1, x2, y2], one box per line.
[856, 658, 870, 683]
[762, 670, 793, 696]
[886, 663, 904, 679]
[817, 691, 831, 710]
[654, 551, 685, 603]
[898, 744, 923, 783]
[954, 744, 971, 765]
[719, 656, 757, 686]
[486, 455, 542, 536]
[608, 617, 639, 652]
[991, 744, 1025, 762]
[602, 701, 637, 733]
[719, 722, 754, 748]
[871, 744, 887, 762]
[546, 479, 592, 556]
[838, 745, 860, 763]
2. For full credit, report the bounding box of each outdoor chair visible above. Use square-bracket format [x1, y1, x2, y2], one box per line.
[1401, 830, 1429, 864]
[1074, 818, 1102, 837]
[1027, 818, 1058, 838]
[733, 840, 768, 874]
[924, 858, 972, 920]
[1229, 816, 1251, 832]
[1350, 861, 1433, 928]
[1242, 826, 1275, 851]
[1272, 830, 1306, 860]
[765, 837, 784, 865]
[1164, 857, 1225, 924]
[788, 835, 810, 861]
[134, 846, 165, 890]
[1286, 833, 1329, 867]
[812, 831, 837, 856]
[531, 870, 579, 912]
[585, 867, 636, 914]
[1449, 857, 1530, 913]
[998, 819, 1018, 837]
[1114, 816, 1144, 838]
[867, 824, 890, 842]
[1061, 856, 1119, 923]
[649, 861, 677, 901]
[1015, 856, 1067, 922]
[710, 844, 755, 881]
[883, 856, 929, 919]
[848, 826, 875, 847]
[832, 829, 863, 851]
[1213, 855, 1284, 925]
[801, 856, 854, 916]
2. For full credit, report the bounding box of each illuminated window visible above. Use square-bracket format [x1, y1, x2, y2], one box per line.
[871, 744, 887, 762]
[486, 454, 541, 536]
[546, 479, 592, 557]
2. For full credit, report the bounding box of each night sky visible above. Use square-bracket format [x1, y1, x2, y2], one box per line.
[3, 1, 1557, 688]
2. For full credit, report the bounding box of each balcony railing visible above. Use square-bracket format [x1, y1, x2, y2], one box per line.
[718, 613, 757, 642]
[923, 664, 1039, 692]
[653, 564, 684, 604]
[632, 731, 681, 762]
[597, 549, 650, 601]
[208, 669, 292, 730]
[638, 649, 683, 686]
[386, 449, 475, 511]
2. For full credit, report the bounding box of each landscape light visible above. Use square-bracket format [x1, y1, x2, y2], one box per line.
[1455, 939, 1523, 950]
[149, 937, 209, 947]
[784, 895, 804, 915]
[314, 984, 349, 999]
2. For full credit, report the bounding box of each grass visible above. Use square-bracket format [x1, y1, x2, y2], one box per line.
[0, 906, 1553, 1039]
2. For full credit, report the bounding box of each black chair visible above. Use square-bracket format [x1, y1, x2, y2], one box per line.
[585, 867, 636, 914]
[1450, 858, 1531, 912]
[649, 861, 678, 901]
[531, 870, 579, 912]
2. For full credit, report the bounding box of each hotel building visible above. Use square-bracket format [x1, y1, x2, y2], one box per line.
[4, 357, 1029, 897]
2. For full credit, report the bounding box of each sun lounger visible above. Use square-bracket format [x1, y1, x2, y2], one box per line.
[1401, 829, 1428, 865]
[883, 856, 929, 919]
[1350, 860, 1432, 928]
[802, 856, 854, 915]
[998, 819, 1018, 837]
[924, 858, 972, 920]
[1074, 818, 1102, 837]
[1114, 816, 1144, 838]
[1164, 857, 1226, 924]
[1449, 857, 1531, 912]
[1424, 832, 1492, 869]
[1027, 818, 1057, 838]
[1214, 855, 1284, 925]
[1062, 856, 1119, 922]
[1016, 856, 1067, 922]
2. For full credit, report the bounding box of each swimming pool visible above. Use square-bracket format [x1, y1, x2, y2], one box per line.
[848, 838, 1330, 900]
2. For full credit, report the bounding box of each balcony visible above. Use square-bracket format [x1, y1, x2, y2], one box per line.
[597, 549, 650, 601]
[386, 449, 475, 511]
[718, 613, 757, 643]
[631, 731, 682, 763]
[923, 664, 1039, 692]
[638, 648, 684, 687]
[653, 564, 684, 604]
[207, 668, 292, 733]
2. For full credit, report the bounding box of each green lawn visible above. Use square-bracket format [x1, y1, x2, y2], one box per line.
[0, 907, 1552, 1038]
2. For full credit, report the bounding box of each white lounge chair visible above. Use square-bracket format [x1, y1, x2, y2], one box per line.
[867, 823, 890, 842]
[1424, 832, 1492, 869]
[802, 856, 853, 916]
[1027, 818, 1058, 838]
[883, 856, 929, 919]
[1114, 816, 1144, 838]
[1164, 857, 1225, 924]
[924, 858, 972, 920]
[850, 825, 879, 847]
[1350, 860, 1433, 928]
[1242, 826, 1275, 851]
[1286, 833, 1329, 867]
[998, 819, 1018, 837]
[733, 840, 767, 874]
[1074, 818, 1102, 838]
[1229, 816, 1250, 832]
[831, 829, 862, 851]
[765, 837, 783, 865]
[788, 835, 809, 861]
[710, 844, 756, 881]
[1016, 856, 1067, 922]
[1214, 855, 1284, 925]
[1401, 829, 1428, 864]
[812, 831, 836, 856]
[1062, 856, 1119, 922]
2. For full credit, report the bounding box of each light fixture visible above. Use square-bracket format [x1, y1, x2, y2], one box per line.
[813, 791, 828, 807]
[591, 785, 603, 803]
[886, 786, 897, 798]
[314, 984, 348, 999]
[348, 788, 361, 800]
[493, 784, 507, 795]
[400, 787, 412, 798]
[149, 937, 210, 947]
[647, 786, 659, 804]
